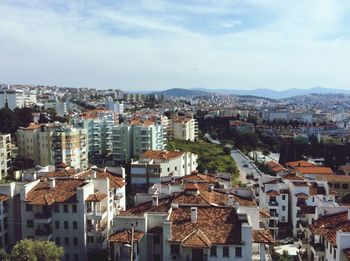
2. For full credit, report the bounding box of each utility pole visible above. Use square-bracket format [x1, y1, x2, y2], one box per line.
[130, 223, 134, 261]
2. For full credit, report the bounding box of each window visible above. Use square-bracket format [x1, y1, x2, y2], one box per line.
[65, 254, 70, 261]
[175, 166, 177, 171]
[153, 235, 160, 245]
[54, 204, 59, 213]
[73, 237, 78, 246]
[210, 246, 217, 256]
[153, 254, 161, 261]
[282, 206, 286, 211]
[73, 221, 78, 229]
[334, 183, 340, 189]
[281, 216, 286, 222]
[167, 167, 170, 172]
[64, 221, 68, 229]
[343, 184, 349, 189]
[55, 221, 60, 229]
[55, 237, 60, 245]
[72, 205, 77, 213]
[223, 246, 229, 257]
[235, 247, 242, 257]
[330, 246, 332, 254]
[27, 220, 34, 228]
[26, 204, 33, 212]
[170, 244, 180, 254]
[334, 249, 336, 259]
[65, 237, 69, 246]
[87, 236, 94, 243]
[282, 195, 286, 200]
[329, 183, 333, 187]
[63, 205, 68, 213]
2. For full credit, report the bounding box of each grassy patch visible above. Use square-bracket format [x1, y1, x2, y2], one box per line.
[168, 139, 239, 179]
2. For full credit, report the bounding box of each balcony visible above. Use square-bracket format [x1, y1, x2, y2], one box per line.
[35, 228, 53, 240]
[87, 206, 107, 220]
[297, 201, 306, 207]
[269, 201, 279, 207]
[34, 212, 52, 223]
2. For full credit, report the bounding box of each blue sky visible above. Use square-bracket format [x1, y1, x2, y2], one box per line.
[1, 0, 350, 91]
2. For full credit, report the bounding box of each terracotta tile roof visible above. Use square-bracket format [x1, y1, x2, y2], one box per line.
[26, 178, 87, 205]
[296, 167, 334, 175]
[46, 168, 77, 178]
[316, 175, 350, 182]
[266, 161, 286, 173]
[130, 119, 155, 126]
[308, 211, 348, 236]
[119, 197, 172, 216]
[184, 183, 199, 191]
[252, 230, 274, 244]
[286, 160, 316, 168]
[282, 174, 304, 180]
[259, 208, 271, 218]
[263, 179, 281, 185]
[181, 229, 212, 248]
[109, 229, 144, 243]
[266, 190, 280, 196]
[182, 173, 218, 183]
[169, 206, 243, 245]
[325, 220, 350, 246]
[0, 194, 9, 201]
[22, 123, 42, 130]
[141, 150, 184, 160]
[77, 169, 126, 189]
[85, 193, 107, 202]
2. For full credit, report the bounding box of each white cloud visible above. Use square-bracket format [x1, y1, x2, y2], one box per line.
[0, 0, 350, 90]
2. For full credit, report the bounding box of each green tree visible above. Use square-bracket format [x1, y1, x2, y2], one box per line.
[0, 249, 10, 261]
[14, 107, 33, 128]
[10, 239, 63, 261]
[38, 113, 49, 124]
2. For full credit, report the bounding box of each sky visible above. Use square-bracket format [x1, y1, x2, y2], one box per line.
[1, 0, 350, 91]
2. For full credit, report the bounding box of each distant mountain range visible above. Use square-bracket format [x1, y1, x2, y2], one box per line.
[152, 87, 350, 99]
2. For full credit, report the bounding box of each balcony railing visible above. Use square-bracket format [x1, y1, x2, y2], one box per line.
[269, 201, 278, 206]
[35, 228, 52, 236]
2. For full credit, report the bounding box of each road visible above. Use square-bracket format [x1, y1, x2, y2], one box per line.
[231, 149, 261, 184]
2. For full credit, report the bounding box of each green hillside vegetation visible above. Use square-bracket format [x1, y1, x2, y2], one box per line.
[168, 139, 239, 179]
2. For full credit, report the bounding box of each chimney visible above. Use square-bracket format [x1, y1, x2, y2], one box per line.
[49, 178, 56, 189]
[348, 208, 350, 220]
[92, 171, 97, 179]
[208, 185, 214, 192]
[152, 195, 159, 207]
[228, 195, 234, 207]
[191, 207, 198, 223]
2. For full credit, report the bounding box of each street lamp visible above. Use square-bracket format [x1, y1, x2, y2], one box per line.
[123, 222, 138, 261]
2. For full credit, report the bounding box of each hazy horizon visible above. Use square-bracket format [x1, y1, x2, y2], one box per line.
[1, 1, 350, 91]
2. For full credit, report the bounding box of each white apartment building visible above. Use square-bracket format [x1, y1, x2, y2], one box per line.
[107, 97, 124, 115]
[259, 177, 289, 239]
[73, 110, 116, 158]
[306, 209, 350, 261]
[19, 167, 126, 261]
[0, 89, 24, 110]
[112, 121, 166, 163]
[0, 134, 11, 180]
[130, 150, 198, 188]
[169, 117, 198, 142]
[17, 123, 88, 170]
[44, 101, 68, 117]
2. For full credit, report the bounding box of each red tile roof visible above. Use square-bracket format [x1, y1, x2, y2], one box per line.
[0, 194, 9, 202]
[109, 229, 144, 243]
[282, 174, 304, 180]
[169, 206, 243, 245]
[141, 150, 184, 160]
[252, 230, 274, 244]
[26, 179, 87, 205]
[296, 167, 334, 175]
[308, 211, 348, 238]
[286, 161, 317, 168]
[85, 193, 107, 202]
[266, 190, 280, 197]
[181, 229, 212, 248]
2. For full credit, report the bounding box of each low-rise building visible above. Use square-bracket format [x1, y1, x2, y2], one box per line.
[0, 134, 12, 180]
[130, 150, 198, 188]
[168, 117, 198, 142]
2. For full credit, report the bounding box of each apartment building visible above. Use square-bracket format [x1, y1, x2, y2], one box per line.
[0, 89, 24, 110]
[73, 110, 116, 158]
[306, 210, 350, 261]
[110, 172, 273, 261]
[259, 177, 290, 239]
[130, 150, 198, 188]
[0, 134, 11, 180]
[316, 175, 350, 197]
[19, 167, 126, 261]
[112, 121, 166, 163]
[168, 117, 198, 142]
[17, 123, 88, 171]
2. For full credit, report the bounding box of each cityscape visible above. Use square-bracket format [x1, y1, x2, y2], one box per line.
[2, 1, 350, 261]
